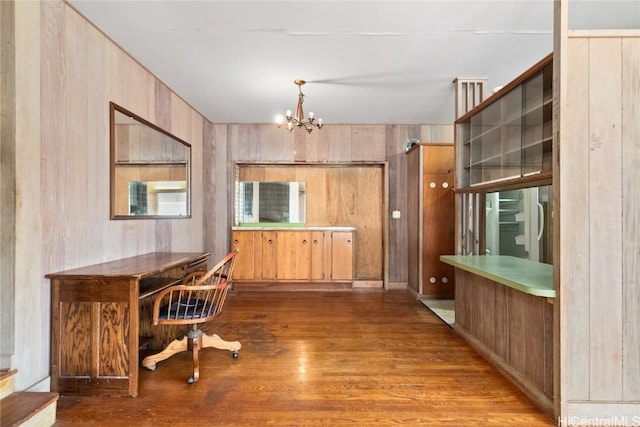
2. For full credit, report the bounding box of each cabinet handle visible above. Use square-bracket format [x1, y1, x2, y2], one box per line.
[347, 240, 351, 243]
[302, 239, 308, 244]
[268, 239, 273, 244]
[313, 240, 319, 244]
[233, 240, 239, 244]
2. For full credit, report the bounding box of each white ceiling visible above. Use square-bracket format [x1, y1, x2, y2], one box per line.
[66, 1, 637, 125]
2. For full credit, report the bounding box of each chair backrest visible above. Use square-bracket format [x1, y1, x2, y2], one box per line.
[151, 249, 239, 326]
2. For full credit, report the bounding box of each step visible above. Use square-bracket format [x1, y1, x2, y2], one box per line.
[0, 391, 59, 427]
[0, 369, 18, 399]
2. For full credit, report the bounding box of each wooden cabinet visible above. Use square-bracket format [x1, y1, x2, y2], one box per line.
[231, 231, 255, 280]
[46, 252, 210, 396]
[331, 231, 354, 281]
[455, 54, 553, 190]
[310, 231, 330, 280]
[232, 230, 280, 280]
[259, 231, 278, 280]
[407, 144, 455, 297]
[277, 231, 311, 280]
[231, 229, 354, 286]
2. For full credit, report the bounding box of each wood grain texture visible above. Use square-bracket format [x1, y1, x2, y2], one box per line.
[587, 37, 623, 401]
[454, 269, 553, 413]
[406, 146, 421, 294]
[621, 37, 640, 401]
[276, 231, 311, 280]
[54, 291, 555, 426]
[237, 164, 383, 281]
[557, 31, 640, 417]
[59, 302, 92, 376]
[406, 144, 455, 297]
[560, 36, 591, 401]
[221, 123, 432, 288]
[232, 230, 353, 285]
[48, 253, 209, 396]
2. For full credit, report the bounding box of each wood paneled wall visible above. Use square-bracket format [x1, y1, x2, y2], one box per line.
[0, 0, 17, 366]
[206, 124, 453, 288]
[5, 0, 208, 391]
[557, 30, 640, 419]
[238, 164, 384, 280]
[455, 270, 554, 414]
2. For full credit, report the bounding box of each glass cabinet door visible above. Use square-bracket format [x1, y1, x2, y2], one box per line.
[455, 55, 552, 189]
[499, 87, 522, 183]
[522, 62, 553, 177]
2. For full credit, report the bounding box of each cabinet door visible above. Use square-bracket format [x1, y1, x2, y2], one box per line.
[231, 231, 255, 280]
[331, 231, 353, 280]
[277, 231, 311, 280]
[259, 231, 278, 280]
[310, 231, 330, 280]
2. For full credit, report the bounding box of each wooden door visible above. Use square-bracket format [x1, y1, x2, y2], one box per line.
[277, 231, 311, 280]
[231, 231, 255, 280]
[421, 172, 455, 296]
[52, 277, 136, 396]
[331, 231, 353, 281]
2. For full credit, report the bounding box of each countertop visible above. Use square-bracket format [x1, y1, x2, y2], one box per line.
[232, 225, 356, 231]
[440, 255, 555, 298]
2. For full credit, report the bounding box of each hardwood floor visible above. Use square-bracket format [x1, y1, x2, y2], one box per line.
[54, 291, 555, 426]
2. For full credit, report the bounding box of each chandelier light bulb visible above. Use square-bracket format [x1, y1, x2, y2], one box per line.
[275, 115, 284, 126]
[308, 111, 314, 119]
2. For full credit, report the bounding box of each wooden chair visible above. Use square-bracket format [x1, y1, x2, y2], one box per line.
[142, 249, 241, 383]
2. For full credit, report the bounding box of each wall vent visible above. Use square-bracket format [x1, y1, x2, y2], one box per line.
[453, 78, 488, 119]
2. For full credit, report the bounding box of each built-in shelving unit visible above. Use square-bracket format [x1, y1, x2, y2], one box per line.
[455, 54, 553, 190]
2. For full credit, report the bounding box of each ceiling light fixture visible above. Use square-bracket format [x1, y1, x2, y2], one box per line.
[275, 79, 323, 134]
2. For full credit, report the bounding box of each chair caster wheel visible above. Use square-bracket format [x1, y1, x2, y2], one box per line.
[232, 351, 239, 359]
[187, 376, 195, 384]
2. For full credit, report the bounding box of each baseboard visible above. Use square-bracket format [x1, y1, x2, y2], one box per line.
[353, 280, 383, 290]
[25, 376, 51, 393]
[385, 281, 407, 290]
[233, 282, 353, 291]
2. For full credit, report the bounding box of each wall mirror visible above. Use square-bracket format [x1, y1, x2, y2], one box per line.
[110, 102, 191, 219]
[235, 181, 306, 226]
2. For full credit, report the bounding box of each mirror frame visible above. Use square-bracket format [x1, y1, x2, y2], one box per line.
[109, 102, 192, 220]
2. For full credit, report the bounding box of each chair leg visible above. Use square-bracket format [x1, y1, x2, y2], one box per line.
[142, 336, 189, 371]
[188, 334, 201, 384]
[201, 333, 242, 353]
[143, 329, 242, 383]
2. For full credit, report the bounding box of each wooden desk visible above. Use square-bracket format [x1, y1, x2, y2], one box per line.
[46, 252, 210, 397]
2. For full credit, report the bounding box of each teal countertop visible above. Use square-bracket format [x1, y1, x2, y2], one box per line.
[440, 255, 555, 298]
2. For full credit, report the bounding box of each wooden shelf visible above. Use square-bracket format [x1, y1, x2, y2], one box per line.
[455, 55, 553, 189]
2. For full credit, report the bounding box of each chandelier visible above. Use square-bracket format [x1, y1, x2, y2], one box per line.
[276, 79, 323, 133]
